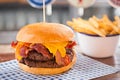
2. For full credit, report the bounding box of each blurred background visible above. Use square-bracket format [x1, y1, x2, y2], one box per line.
[0, 0, 119, 44]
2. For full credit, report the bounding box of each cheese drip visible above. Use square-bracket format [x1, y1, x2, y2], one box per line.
[15, 42, 24, 61]
[43, 42, 68, 57]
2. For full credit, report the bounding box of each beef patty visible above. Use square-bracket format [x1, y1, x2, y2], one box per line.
[19, 49, 74, 68]
[27, 50, 54, 61]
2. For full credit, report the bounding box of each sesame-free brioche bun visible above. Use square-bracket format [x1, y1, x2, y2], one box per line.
[18, 52, 76, 75]
[16, 22, 74, 43]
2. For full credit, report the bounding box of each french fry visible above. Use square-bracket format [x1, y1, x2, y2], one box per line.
[102, 15, 119, 33]
[67, 21, 80, 32]
[67, 21, 74, 27]
[98, 20, 112, 32]
[88, 18, 99, 28]
[114, 16, 120, 27]
[67, 20, 95, 34]
[92, 16, 99, 21]
[114, 16, 120, 34]
[113, 21, 118, 26]
[75, 27, 95, 35]
[99, 28, 107, 36]
[73, 18, 105, 37]
[109, 30, 117, 35]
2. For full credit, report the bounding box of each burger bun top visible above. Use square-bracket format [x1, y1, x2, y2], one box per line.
[17, 23, 74, 43]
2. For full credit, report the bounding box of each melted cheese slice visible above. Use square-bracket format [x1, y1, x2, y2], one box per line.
[43, 42, 68, 57]
[15, 42, 24, 61]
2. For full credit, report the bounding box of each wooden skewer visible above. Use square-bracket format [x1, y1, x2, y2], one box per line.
[43, 0, 46, 22]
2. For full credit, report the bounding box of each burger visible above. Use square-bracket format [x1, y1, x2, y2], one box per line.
[11, 22, 76, 75]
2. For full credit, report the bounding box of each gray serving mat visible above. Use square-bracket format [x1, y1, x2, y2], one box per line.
[0, 53, 118, 80]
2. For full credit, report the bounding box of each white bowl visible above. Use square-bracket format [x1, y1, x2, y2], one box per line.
[76, 32, 119, 58]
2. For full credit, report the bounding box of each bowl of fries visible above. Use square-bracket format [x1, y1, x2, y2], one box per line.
[67, 15, 120, 58]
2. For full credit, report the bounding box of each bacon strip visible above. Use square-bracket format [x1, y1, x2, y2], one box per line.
[11, 41, 18, 48]
[66, 41, 76, 49]
[63, 55, 71, 66]
[20, 46, 28, 58]
[30, 44, 51, 59]
[55, 50, 71, 66]
[55, 50, 64, 66]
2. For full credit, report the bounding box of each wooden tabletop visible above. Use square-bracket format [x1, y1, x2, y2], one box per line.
[0, 51, 120, 80]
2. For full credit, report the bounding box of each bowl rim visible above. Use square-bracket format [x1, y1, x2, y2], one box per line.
[79, 32, 119, 37]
